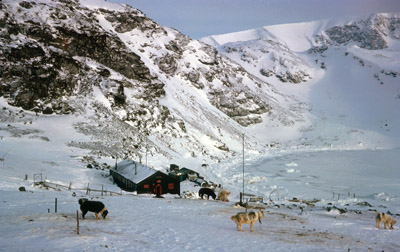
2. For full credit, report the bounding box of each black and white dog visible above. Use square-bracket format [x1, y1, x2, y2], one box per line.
[78, 198, 108, 220]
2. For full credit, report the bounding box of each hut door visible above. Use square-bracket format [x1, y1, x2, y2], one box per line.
[155, 184, 162, 196]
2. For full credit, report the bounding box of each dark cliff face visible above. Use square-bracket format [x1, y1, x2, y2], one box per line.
[311, 14, 400, 52]
[0, 0, 275, 127]
[0, 0, 157, 113]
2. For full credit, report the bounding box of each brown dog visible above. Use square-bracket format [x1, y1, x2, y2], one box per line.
[231, 211, 264, 232]
[376, 212, 396, 230]
[217, 189, 230, 202]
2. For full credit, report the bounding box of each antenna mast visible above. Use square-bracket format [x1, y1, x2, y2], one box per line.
[242, 133, 245, 203]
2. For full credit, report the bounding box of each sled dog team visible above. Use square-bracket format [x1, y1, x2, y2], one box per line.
[78, 190, 396, 232]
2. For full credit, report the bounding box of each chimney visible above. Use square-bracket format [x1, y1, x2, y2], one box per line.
[135, 162, 137, 175]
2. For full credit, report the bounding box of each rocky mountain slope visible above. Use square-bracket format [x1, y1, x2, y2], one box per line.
[0, 0, 302, 167]
[1, 0, 399, 169]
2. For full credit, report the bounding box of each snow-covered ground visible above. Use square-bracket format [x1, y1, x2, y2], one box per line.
[0, 187, 398, 252]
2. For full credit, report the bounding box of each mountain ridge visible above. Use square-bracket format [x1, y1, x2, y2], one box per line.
[1, 0, 399, 169]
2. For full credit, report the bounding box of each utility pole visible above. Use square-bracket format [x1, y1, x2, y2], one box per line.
[145, 136, 148, 167]
[242, 133, 245, 205]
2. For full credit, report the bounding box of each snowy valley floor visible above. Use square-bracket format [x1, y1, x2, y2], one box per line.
[0, 184, 399, 252]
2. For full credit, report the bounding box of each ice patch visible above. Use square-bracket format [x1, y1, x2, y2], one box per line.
[285, 162, 298, 167]
[334, 222, 353, 226]
[373, 192, 395, 202]
[326, 208, 343, 215]
[285, 168, 300, 173]
[247, 176, 268, 184]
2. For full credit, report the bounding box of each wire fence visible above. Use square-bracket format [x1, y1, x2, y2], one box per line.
[33, 173, 122, 196]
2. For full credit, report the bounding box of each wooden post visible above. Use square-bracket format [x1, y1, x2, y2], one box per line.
[102, 185, 104, 196]
[354, 193, 356, 199]
[76, 210, 80, 235]
[69, 182, 72, 190]
[55, 198, 57, 213]
[86, 183, 89, 195]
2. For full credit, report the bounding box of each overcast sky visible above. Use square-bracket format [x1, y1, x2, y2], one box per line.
[109, 0, 400, 39]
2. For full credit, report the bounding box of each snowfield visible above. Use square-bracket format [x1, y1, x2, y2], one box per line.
[0, 181, 399, 251]
[0, 172, 399, 252]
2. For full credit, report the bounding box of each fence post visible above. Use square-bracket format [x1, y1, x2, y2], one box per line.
[102, 185, 104, 196]
[76, 210, 80, 235]
[86, 183, 89, 195]
[55, 198, 57, 213]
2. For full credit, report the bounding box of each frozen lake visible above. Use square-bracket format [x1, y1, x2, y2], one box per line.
[243, 148, 400, 212]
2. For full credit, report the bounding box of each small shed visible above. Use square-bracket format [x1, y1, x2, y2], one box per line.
[180, 168, 201, 181]
[110, 159, 180, 195]
[168, 166, 201, 182]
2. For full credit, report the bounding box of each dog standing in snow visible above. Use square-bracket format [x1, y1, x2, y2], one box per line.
[217, 189, 230, 202]
[376, 212, 396, 230]
[231, 211, 264, 232]
[198, 187, 216, 200]
[79, 198, 108, 220]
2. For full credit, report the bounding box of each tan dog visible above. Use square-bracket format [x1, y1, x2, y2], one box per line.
[218, 189, 230, 202]
[376, 212, 396, 230]
[231, 211, 264, 232]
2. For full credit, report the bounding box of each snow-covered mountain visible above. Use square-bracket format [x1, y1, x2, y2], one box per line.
[202, 13, 400, 151]
[1, 0, 399, 171]
[1, 0, 301, 168]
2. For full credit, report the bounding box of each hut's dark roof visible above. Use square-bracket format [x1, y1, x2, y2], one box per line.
[179, 168, 199, 175]
[112, 159, 161, 184]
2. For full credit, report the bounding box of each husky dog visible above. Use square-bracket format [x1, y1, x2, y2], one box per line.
[376, 212, 396, 230]
[198, 187, 216, 200]
[79, 198, 108, 220]
[231, 211, 264, 232]
[218, 189, 231, 202]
